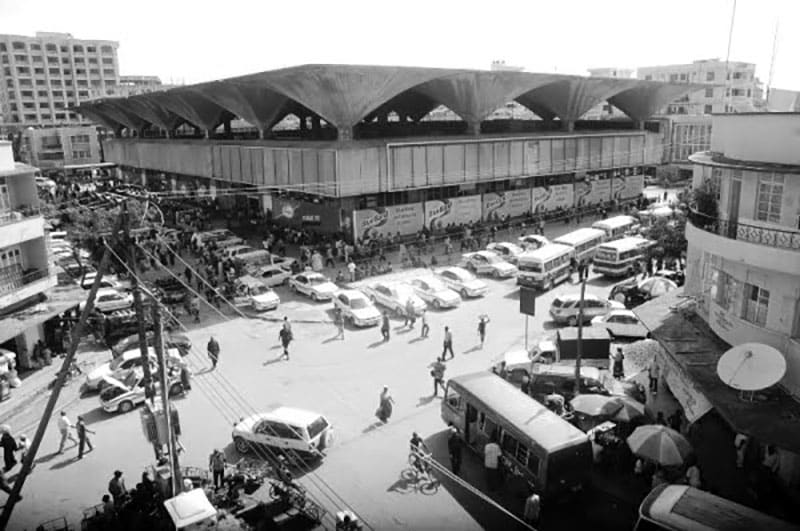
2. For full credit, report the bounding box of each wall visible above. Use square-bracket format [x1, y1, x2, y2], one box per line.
[711, 114, 800, 166]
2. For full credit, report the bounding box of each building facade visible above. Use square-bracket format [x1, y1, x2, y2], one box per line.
[19, 125, 102, 170]
[637, 59, 763, 115]
[0, 32, 120, 132]
[87, 74, 177, 101]
[685, 113, 800, 398]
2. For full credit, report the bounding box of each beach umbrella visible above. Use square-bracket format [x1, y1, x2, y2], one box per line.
[611, 396, 647, 423]
[627, 425, 692, 466]
[569, 394, 624, 417]
[637, 277, 678, 298]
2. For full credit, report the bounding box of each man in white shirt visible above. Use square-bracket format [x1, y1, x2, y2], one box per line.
[347, 260, 357, 282]
[484, 435, 502, 492]
[57, 411, 78, 454]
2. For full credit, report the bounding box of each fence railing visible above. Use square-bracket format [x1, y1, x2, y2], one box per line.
[0, 266, 51, 296]
[0, 205, 41, 228]
[688, 209, 800, 251]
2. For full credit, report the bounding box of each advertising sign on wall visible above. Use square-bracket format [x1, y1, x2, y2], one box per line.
[574, 180, 592, 207]
[541, 184, 574, 212]
[482, 190, 532, 222]
[611, 176, 626, 201]
[424, 195, 483, 231]
[623, 174, 645, 199]
[353, 203, 425, 241]
[588, 178, 612, 205]
[273, 198, 340, 232]
[531, 187, 550, 215]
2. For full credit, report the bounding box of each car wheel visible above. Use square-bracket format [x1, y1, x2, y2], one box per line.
[567, 316, 578, 327]
[433, 299, 441, 310]
[460, 288, 469, 298]
[118, 400, 133, 414]
[234, 436, 251, 454]
[311, 292, 319, 302]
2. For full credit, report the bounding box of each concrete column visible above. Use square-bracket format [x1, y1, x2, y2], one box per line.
[562, 120, 575, 132]
[299, 116, 308, 132]
[466, 121, 481, 136]
[204, 129, 212, 139]
[258, 128, 266, 139]
[633, 120, 645, 130]
[338, 126, 353, 141]
[140, 169, 147, 187]
[312, 116, 321, 132]
[224, 119, 232, 136]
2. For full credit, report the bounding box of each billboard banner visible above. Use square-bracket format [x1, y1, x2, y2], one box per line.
[588, 178, 612, 205]
[623, 174, 645, 199]
[574, 180, 592, 208]
[424, 195, 483, 231]
[482, 190, 532, 222]
[541, 184, 574, 212]
[352, 203, 424, 241]
[611, 176, 626, 201]
[531, 187, 550, 215]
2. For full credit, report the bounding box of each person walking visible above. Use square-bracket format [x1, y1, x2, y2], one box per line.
[381, 312, 390, 342]
[648, 358, 660, 394]
[279, 325, 293, 361]
[207, 336, 220, 370]
[429, 357, 446, 397]
[442, 326, 454, 360]
[334, 309, 345, 340]
[484, 433, 502, 491]
[347, 259, 357, 282]
[376, 386, 394, 423]
[523, 489, 541, 526]
[611, 347, 625, 379]
[447, 425, 463, 475]
[76, 416, 95, 459]
[0, 426, 17, 472]
[108, 470, 127, 506]
[569, 255, 578, 283]
[209, 449, 227, 490]
[0, 468, 21, 501]
[56, 411, 78, 454]
[404, 299, 416, 328]
[734, 433, 749, 469]
[477, 315, 490, 348]
[420, 309, 430, 338]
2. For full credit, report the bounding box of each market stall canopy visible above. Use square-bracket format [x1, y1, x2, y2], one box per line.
[163, 488, 217, 529]
[717, 343, 786, 392]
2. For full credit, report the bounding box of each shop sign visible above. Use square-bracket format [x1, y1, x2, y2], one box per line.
[661, 355, 714, 423]
[482, 190, 532, 222]
[353, 203, 424, 241]
[424, 195, 483, 231]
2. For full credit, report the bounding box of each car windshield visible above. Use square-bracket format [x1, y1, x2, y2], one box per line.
[519, 262, 542, 273]
[350, 298, 369, 309]
[425, 278, 446, 291]
[484, 254, 504, 264]
[452, 270, 474, 281]
[308, 276, 328, 285]
[252, 285, 269, 295]
[307, 416, 329, 440]
[552, 297, 566, 308]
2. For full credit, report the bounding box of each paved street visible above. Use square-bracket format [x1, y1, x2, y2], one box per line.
[5, 216, 649, 530]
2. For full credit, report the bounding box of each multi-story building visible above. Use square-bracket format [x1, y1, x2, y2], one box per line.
[684, 112, 800, 398]
[636, 58, 763, 115]
[19, 124, 102, 170]
[87, 74, 177, 101]
[0, 31, 120, 132]
[767, 88, 800, 112]
[657, 114, 713, 179]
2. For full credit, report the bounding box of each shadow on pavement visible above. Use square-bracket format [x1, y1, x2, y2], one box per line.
[362, 421, 384, 434]
[463, 346, 481, 354]
[586, 277, 617, 288]
[407, 336, 427, 344]
[49, 455, 81, 470]
[262, 357, 285, 366]
[367, 340, 387, 349]
[79, 406, 112, 426]
[503, 290, 521, 300]
[416, 395, 436, 408]
[321, 335, 343, 344]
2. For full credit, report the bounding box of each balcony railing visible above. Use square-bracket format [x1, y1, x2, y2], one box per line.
[0, 265, 51, 296]
[688, 209, 800, 251]
[0, 205, 41, 228]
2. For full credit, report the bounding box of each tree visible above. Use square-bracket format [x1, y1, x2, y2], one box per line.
[691, 178, 719, 219]
[644, 216, 687, 261]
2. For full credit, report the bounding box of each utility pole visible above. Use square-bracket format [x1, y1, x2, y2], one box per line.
[0, 223, 123, 528]
[124, 201, 155, 402]
[152, 304, 181, 496]
[574, 273, 587, 397]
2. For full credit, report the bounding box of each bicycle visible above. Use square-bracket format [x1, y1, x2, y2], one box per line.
[396, 451, 439, 495]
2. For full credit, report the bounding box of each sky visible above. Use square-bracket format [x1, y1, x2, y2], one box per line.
[0, 0, 798, 90]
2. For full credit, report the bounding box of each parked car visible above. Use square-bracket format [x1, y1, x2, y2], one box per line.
[232, 275, 280, 312]
[364, 282, 426, 317]
[80, 288, 133, 314]
[518, 234, 550, 250]
[111, 332, 192, 359]
[232, 406, 333, 459]
[486, 242, 525, 265]
[80, 271, 124, 290]
[525, 364, 645, 404]
[223, 245, 259, 260]
[288, 272, 338, 301]
[459, 251, 518, 278]
[152, 277, 188, 305]
[434, 267, 488, 298]
[99, 369, 185, 414]
[591, 309, 651, 339]
[549, 293, 625, 326]
[409, 276, 461, 309]
[84, 347, 183, 392]
[333, 290, 381, 327]
[609, 277, 679, 309]
[251, 263, 293, 288]
[654, 269, 685, 287]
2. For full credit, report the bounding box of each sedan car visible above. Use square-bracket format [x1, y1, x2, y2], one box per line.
[409, 276, 461, 309]
[591, 309, 650, 339]
[486, 242, 525, 265]
[654, 269, 685, 287]
[79, 288, 133, 314]
[333, 290, 381, 327]
[80, 271, 124, 290]
[364, 282, 426, 317]
[84, 347, 183, 392]
[518, 234, 550, 251]
[549, 293, 625, 326]
[232, 406, 333, 459]
[289, 272, 338, 301]
[460, 251, 518, 278]
[434, 267, 488, 298]
[252, 263, 293, 287]
[111, 332, 192, 358]
[99, 369, 185, 414]
[609, 277, 679, 309]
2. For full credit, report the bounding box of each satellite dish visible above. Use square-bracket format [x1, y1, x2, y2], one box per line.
[717, 343, 786, 392]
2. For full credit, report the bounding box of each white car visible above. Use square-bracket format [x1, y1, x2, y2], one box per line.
[251, 263, 293, 288]
[232, 406, 333, 459]
[549, 293, 625, 326]
[591, 309, 650, 339]
[99, 369, 185, 414]
[434, 267, 488, 298]
[79, 288, 133, 313]
[460, 251, 518, 278]
[84, 347, 183, 392]
[232, 278, 281, 312]
[364, 282, 426, 316]
[80, 271, 125, 290]
[333, 290, 381, 327]
[518, 234, 550, 250]
[486, 242, 525, 265]
[289, 272, 338, 301]
[409, 276, 461, 309]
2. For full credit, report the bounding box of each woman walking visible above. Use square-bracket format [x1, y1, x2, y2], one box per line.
[477, 315, 490, 349]
[376, 386, 395, 423]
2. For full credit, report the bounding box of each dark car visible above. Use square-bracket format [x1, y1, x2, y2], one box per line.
[111, 331, 192, 358]
[152, 277, 188, 305]
[608, 281, 648, 309]
[654, 269, 685, 287]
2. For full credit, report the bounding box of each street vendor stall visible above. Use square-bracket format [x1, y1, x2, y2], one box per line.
[163, 488, 217, 529]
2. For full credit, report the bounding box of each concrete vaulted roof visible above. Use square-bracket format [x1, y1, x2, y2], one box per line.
[76, 64, 705, 133]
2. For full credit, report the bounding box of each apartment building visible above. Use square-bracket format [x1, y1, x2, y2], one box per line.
[637, 58, 763, 115]
[87, 74, 175, 101]
[20, 124, 102, 170]
[0, 31, 120, 132]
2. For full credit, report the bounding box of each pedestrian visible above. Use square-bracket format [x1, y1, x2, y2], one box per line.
[447, 424, 463, 475]
[207, 336, 220, 370]
[648, 357, 660, 394]
[76, 415, 95, 459]
[429, 357, 446, 397]
[56, 411, 78, 454]
[477, 315, 490, 348]
[734, 433, 749, 469]
[656, 412, 667, 426]
[523, 488, 541, 526]
[520, 375, 531, 396]
[381, 312, 390, 342]
[404, 299, 416, 328]
[16, 435, 28, 465]
[347, 260, 357, 282]
[611, 347, 625, 379]
[279, 325, 293, 360]
[0, 426, 17, 472]
[282, 316, 292, 335]
[484, 433, 502, 491]
[209, 448, 226, 490]
[180, 364, 192, 392]
[376, 386, 394, 423]
[569, 255, 578, 283]
[335, 309, 345, 340]
[108, 470, 127, 506]
[0, 468, 21, 501]
[685, 457, 702, 489]
[420, 309, 430, 338]
[442, 326, 454, 360]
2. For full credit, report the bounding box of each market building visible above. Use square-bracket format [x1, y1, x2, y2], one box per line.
[73, 64, 702, 240]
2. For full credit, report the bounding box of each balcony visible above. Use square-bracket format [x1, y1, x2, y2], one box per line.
[0, 265, 56, 310]
[0, 205, 41, 229]
[0, 211, 44, 248]
[688, 209, 800, 251]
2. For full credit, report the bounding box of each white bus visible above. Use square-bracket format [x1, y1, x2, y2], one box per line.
[592, 236, 653, 278]
[517, 243, 574, 291]
[592, 215, 638, 241]
[552, 227, 606, 263]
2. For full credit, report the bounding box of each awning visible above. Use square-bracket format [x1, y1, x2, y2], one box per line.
[0, 284, 86, 344]
[163, 488, 217, 529]
[62, 162, 117, 171]
[657, 345, 714, 423]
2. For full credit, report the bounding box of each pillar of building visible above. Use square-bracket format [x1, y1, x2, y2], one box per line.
[223, 119, 232, 136]
[633, 120, 645, 130]
[338, 126, 353, 141]
[312, 116, 322, 133]
[258, 128, 266, 139]
[140, 169, 147, 187]
[466, 121, 481, 136]
[299, 116, 308, 133]
[204, 129, 212, 139]
[562, 120, 575, 132]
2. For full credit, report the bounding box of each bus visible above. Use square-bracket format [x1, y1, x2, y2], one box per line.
[592, 215, 638, 241]
[517, 243, 574, 291]
[552, 227, 606, 263]
[442, 371, 592, 499]
[592, 236, 654, 278]
[635, 484, 800, 531]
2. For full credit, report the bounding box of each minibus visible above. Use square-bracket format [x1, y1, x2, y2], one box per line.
[635, 484, 800, 531]
[552, 227, 606, 263]
[591, 215, 638, 241]
[516, 243, 574, 291]
[442, 371, 591, 499]
[592, 236, 654, 278]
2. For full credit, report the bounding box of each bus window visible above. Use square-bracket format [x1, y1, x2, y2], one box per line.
[527, 453, 540, 477]
[445, 387, 461, 409]
[479, 413, 497, 438]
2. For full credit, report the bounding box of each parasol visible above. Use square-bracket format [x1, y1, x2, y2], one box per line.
[611, 396, 647, 423]
[627, 425, 692, 467]
[637, 277, 678, 298]
[570, 394, 624, 417]
[717, 343, 786, 392]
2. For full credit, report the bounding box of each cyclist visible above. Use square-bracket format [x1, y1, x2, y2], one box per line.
[409, 432, 431, 476]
